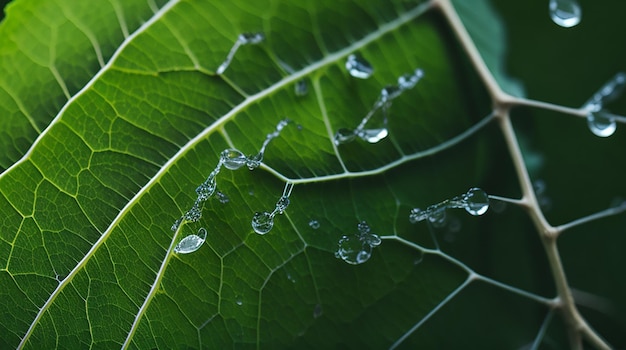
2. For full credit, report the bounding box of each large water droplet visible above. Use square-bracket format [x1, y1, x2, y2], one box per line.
[464, 188, 490, 216]
[252, 211, 274, 235]
[334, 128, 357, 145]
[549, 0, 581, 28]
[309, 219, 320, 229]
[587, 111, 617, 137]
[357, 127, 388, 143]
[174, 228, 207, 254]
[345, 54, 373, 79]
[336, 234, 374, 265]
[221, 149, 247, 170]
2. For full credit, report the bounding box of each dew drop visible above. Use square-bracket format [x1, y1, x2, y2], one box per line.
[334, 128, 357, 145]
[246, 153, 263, 170]
[183, 201, 203, 222]
[275, 196, 290, 214]
[174, 228, 207, 254]
[413, 251, 424, 265]
[549, 0, 581, 28]
[216, 191, 230, 204]
[313, 303, 323, 319]
[428, 207, 447, 227]
[335, 221, 381, 265]
[171, 218, 182, 231]
[345, 54, 374, 79]
[221, 149, 247, 170]
[308, 219, 320, 229]
[409, 208, 428, 224]
[239, 32, 265, 44]
[286, 272, 296, 283]
[252, 211, 274, 235]
[397, 68, 424, 90]
[235, 295, 243, 306]
[464, 188, 490, 216]
[357, 127, 388, 143]
[587, 111, 617, 137]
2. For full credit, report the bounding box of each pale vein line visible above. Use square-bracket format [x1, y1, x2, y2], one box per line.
[531, 309, 555, 350]
[389, 276, 471, 349]
[16, 1, 182, 347]
[312, 77, 348, 173]
[111, 0, 130, 38]
[49, 27, 71, 100]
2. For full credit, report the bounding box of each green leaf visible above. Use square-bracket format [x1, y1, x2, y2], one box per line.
[1, 0, 624, 348]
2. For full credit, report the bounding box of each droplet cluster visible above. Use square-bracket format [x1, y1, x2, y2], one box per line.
[335, 221, 382, 265]
[409, 188, 489, 227]
[334, 68, 424, 145]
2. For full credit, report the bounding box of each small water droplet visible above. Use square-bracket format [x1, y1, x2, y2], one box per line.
[313, 303, 323, 319]
[252, 211, 274, 235]
[413, 251, 424, 265]
[345, 54, 374, 79]
[357, 127, 388, 143]
[183, 201, 203, 222]
[196, 177, 217, 201]
[235, 295, 243, 306]
[286, 272, 296, 283]
[246, 153, 263, 170]
[464, 188, 489, 216]
[334, 128, 357, 145]
[171, 218, 182, 231]
[397, 68, 424, 90]
[409, 208, 427, 224]
[221, 149, 247, 170]
[174, 228, 207, 254]
[216, 191, 230, 204]
[428, 207, 447, 227]
[587, 111, 617, 137]
[295, 80, 308, 96]
[357, 221, 370, 234]
[549, 0, 581, 28]
[309, 220, 320, 229]
[239, 32, 265, 44]
[275, 196, 290, 214]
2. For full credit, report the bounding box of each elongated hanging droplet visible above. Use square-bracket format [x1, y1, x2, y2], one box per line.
[345, 54, 374, 79]
[252, 211, 274, 235]
[464, 188, 490, 216]
[549, 0, 581, 28]
[174, 228, 207, 254]
[221, 149, 247, 170]
[587, 111, 617, 137]
[357, 128, 388, 144]
[217, 32, 265, 74]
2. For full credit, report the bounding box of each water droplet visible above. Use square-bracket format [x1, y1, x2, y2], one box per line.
[409, 208, 427, 224]
[216, 191, 230, 204]
[221, 149, 247, 170]
[464, 188, 489, 216]
[275, 196, 290, 214]
[334, 128, 357, 145]
[345, 54, 374, 79]
[413, 251, 424, 265]
[357, 127, 388, 143]
[252, 211, 274, 235]
[335, 221, 381, 265]
[171, 218, 182, 231]
[313, 304, 323, 319]
[174, 228, 207, 254]
[235, 295, 243, 306]
[308, 220, 320, 229]
[217, 32, 264, 74]
[584, 73, 626, 112]
[295, 80, 308, 96]
[587, 111, 617, 137]
[428, 207, 447, 227]
[183, 201, 203, 222]
[286, 272, 296, 283]
[239, 32, 264, 44]
[246, 152, 263, 170]
[195, 176, 217, 201]
[549, 0, 581, 28]
[397, 68, 425, 90]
